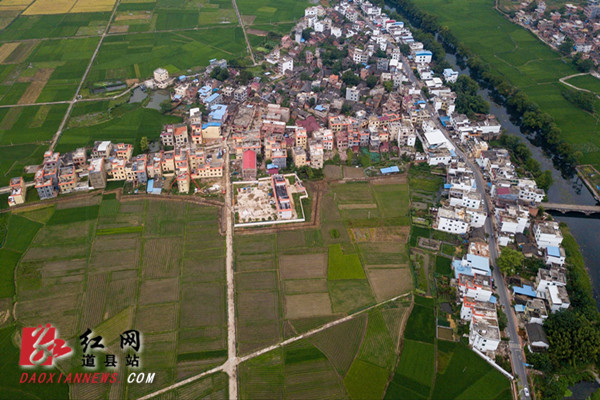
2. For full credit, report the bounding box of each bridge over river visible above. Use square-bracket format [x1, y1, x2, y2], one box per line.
[543, 203, 600, 215]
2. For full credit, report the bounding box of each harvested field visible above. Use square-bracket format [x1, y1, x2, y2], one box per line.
[139, 278, 179, 305]
[284, 293, 332, 319]
[136, 303, 178, 333]
[23, 0, 77, 14]
[18, 68, 53, 104]
[279, 253, 327, 279]
[92, 235, 139, 252]
[328, 280, 376, 314]
[343, 166, 366, 179]
[323, 165, 342, 180]
[109, 24, 128, 33]
[237, 320, 281, 355]
[89, 248, 138, 270]
[22, 244, 89, 261]
[366, 267, 412, 302]
[235, 258, 275, 272]
[71, 0, 117, 12]
[56, 195, 101, 209]
[104, 278, 137, 317]
[182, 257, 225, 283]
[0, 42, 19, 64]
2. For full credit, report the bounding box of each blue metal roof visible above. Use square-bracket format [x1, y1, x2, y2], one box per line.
[415, 50, 432, 56]
[547, 246, 561, 257]
[515, 304, 526, 312]
[380, 166, 399, 174]
[205, 93, 220, 102]
[267, 163, 278, 170]
[147, 179, 154, 193]
[513, 285, 536, 297]
[202, 122, 221, 128]
[489, 295, 497, 304]
[466, 254, 490, 274]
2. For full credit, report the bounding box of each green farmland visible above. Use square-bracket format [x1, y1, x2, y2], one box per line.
[410, 0, 600, 168]
[565, 74, 600, 95]
[0, 196, 227, 399]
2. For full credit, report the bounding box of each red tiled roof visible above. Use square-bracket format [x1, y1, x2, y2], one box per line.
[242, 150, 256, 170]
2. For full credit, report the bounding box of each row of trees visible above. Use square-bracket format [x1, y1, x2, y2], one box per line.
[387, 0, 579, 178]
[497, 135, 553, 191]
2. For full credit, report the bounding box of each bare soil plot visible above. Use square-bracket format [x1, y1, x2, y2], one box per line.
[92, 235, 139, 252]
[22, 244, 89, 261]
[182, 256, 225, 283]
[283, 279, 327, 294]
[366, 267, 412, 302]
[18, 68, 53, 104]
[40, 258, 86, 279]
[343, 166, 366, 179]
[323, 165, 342, 180]
[284, 293, 332, 319]
[56, 196, 101, 209]
[237, 320, 281, 355]
[135, 303, 178, 333]
[109, 24, 128, 33]
[279, 253, 327, 279]
[139, 278, 179, 305]
[104, 278, 137, 318]
[34, 220, 95, 245]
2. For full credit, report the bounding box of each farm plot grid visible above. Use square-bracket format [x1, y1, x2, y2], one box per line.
[0, 195, 226, 399]
[234, 180, 413, 359]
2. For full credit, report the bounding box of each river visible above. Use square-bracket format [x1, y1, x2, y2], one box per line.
[444, 53, 600, 301]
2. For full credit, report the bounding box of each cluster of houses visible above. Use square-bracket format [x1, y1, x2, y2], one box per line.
[514, 0, 600, 65]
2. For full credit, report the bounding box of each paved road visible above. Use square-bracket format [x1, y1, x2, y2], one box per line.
[222, 143, 238, 399]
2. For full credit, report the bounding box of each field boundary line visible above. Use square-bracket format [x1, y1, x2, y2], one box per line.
[230, 0, 256, 64]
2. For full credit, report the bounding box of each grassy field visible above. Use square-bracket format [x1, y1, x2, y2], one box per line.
[84, 28, 248, 85]
[0, 196, 227, 398]
[413, 0, 600, 168]
[236, 0, 313, 25]
[565, 74, 600, 95]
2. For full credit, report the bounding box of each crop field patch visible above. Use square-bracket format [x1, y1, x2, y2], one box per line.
[139, 277, 179, 305]
[331, 182, 374, 204]
[394, 339, 435, 392]
[79, 272, 109, 330]
[71, 0, 117, 13]
[236, 270, 278, 292]
[135, 302, 178, 333]
[22, 243, 89, 261]
[180, 283, 225, 328]
[284, 293, 332, 319]
[328, 280, 376, 314]
[142, 237, 183, 278]
[89, 248, 138, 270]
[0, 42, 20, 64]
[327, 244, 365, 280]
[344, 359, 389, 400]
[237, 319, 281, 355]
[235, 257, 275, 272]
[309, 314, 366, 376]
[366, 267, 412, 302]
[283, 279, 327, 294]
[237, 290, 279, 322]
[23, 0, 76, 15]
[404, 303, 435, 344]
[17, 68, 53, 104]
[279, 253, 327, 279]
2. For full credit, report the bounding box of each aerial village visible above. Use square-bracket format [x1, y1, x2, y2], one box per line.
[514, 0, 600, 66]
[7, 0, 570, 365]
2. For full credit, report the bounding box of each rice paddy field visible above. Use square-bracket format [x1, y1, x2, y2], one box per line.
[0, 195, 227, 399]
[411, 0, 600, 168]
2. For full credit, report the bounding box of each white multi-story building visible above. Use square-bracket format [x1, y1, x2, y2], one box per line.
[346, 86, 360, 102]
[535, 266, 567, 298]
[534, 221, 563, 249]
[435, 206, 470, 234]
[279, 57, 294, 74]
[544, 285, 570, 313]
[458, 274, 493, 302]
[469, 316, 501, 352]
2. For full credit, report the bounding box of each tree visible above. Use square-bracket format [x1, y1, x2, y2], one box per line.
[346, 149, 354, 166]
[399, 43, 410, 55]
[238, 70, 253, 85]
[341, 70, 360, 86]
[210, 66, 229, 81]
[366, 75, 378, 89]
[558, 38, 574, 56]
[545, 310, 600, 367]
[139, 136, 149, 153]
[496, 248, 523, 276]
[301, 28, 313, 41]
[341, 101, 352, 115]
[383, 80, 394, 93]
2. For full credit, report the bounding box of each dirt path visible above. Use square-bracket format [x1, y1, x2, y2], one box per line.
[137, 292, 412, 399]
[230, 0, 256, 65]
[559, 72, 600, 99]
